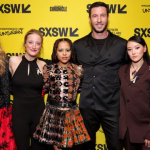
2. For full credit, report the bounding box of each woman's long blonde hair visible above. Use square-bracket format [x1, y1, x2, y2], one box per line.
[0, 44, 6, 76]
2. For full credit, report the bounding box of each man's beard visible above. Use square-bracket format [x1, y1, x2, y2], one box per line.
[92, 23, 108, 33]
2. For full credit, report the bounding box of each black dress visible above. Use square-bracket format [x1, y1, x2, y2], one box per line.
[12, 56, 45, 150]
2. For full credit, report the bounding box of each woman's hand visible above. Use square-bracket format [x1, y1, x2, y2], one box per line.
[144, 139, 150, 147]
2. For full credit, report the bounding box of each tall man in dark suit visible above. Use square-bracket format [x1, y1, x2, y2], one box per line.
[74, 2, 127, 150]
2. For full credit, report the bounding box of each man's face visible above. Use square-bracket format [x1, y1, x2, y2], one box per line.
[89, 6, 109, 33]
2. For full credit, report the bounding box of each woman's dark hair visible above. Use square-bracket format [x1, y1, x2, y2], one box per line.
[89, 2, 109, 17]
[51, 38, 76, 64]
[126, 35, 150, 65]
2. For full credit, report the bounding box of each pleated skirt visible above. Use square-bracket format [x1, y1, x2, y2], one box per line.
[33, 103, 90, 148]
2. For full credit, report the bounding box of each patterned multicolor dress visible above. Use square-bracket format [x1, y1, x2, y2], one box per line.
[33, 63, 90, 148]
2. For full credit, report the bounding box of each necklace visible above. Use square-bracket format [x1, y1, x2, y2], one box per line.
[131, 62, 144, 77]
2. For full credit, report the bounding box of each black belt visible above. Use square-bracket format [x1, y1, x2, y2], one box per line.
[49, 100, 76, 108]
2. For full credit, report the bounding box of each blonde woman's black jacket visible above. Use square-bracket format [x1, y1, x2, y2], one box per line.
[74, 30, 127, 110]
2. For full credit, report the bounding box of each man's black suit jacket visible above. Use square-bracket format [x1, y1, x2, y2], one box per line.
[74, 31, 127, 110]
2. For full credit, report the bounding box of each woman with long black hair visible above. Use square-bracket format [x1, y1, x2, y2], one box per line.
[119, 36, 150, 150]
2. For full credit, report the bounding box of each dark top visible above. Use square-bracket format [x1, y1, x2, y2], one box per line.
[12, 56, 43, 99]
[91, 35, 107, 54]
[0, 56, 10, 109]
[74, 30, 127, 110]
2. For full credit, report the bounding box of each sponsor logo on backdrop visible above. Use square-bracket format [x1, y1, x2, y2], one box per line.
[141, 5, 150, 13]
[6, 53, 25, 57]
[0, 28, 23, 36]
[50, 6, 67, 12]
[39, 27, 79, 37]
[87, 4, 127, 14]
[0, 4, 31, 13]
[134, 28, 150, 37]
[96, 144, 107, 150]
[108, 28, 122, 37]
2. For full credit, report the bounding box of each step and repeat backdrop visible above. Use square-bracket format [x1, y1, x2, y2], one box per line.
[0, 0, 150, 149]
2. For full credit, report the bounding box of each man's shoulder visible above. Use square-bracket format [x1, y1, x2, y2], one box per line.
[74, 33, 91, 45]
[109, 31, 127, 43]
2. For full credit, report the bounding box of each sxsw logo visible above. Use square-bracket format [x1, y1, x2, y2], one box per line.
[134, 28, 150, 37]
[39, 27, 79, 37]
[87, 4, 127, 14]
[50, 6, 67, 12]
[141, 5, 150, 13]
[96, 128, 107, 150]
[0, 4, 31, 13]
[6, 53, 24, 57]
[96, 144, 107, 150]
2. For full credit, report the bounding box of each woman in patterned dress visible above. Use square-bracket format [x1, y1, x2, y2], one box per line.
[0, 44, 17, 150]
[33, 38, 90, 150]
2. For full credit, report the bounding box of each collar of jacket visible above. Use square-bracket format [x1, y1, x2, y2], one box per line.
[125, 61, 148, 75]
[124, 61, 148, 84]
[85, 30, 115, 59]
[86, 30, 114, 46]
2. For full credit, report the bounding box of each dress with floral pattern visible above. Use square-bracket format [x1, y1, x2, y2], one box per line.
[33, 63, 90, 148]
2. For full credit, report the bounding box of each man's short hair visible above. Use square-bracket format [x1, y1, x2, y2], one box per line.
[89, 2, 109, 17]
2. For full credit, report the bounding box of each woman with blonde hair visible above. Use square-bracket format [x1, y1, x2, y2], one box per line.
[9, 29, 46, 150]
[0, 44, 17, 150]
